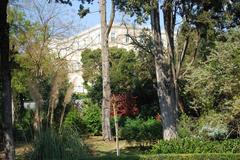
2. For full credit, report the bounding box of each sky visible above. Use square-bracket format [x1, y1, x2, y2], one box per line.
[13, 0, 181, 38]
[14, 0, 140, 37]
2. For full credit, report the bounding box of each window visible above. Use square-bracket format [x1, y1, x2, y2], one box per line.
[125, 35, 129, 43]
[71, 61, 81, 71]
[111, 32, 116, 42]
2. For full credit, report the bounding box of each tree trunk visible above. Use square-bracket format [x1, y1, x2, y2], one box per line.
[150, 0, 177, 140]
[0, 0, 15, 159]
[100, 0, 113, 141]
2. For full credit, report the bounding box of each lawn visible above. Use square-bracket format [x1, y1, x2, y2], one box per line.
[2, 136, 240, 160]
[82, 136, 240, 160]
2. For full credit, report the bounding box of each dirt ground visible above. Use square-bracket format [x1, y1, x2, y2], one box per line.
[0, 143, 32, 159]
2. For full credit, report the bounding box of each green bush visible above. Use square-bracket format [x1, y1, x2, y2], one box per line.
[184, 29, 240, 113]
[81, 101, 102, 135]
[142, 154, 240, 160]
[197, 111, 229, 140]
[14, 110, 34, 142]
[85, 154, 240, 160]
[177, 113, 231, 140]
[151, 138, 240, 154]
[120, 117, 162, 144]
[63, 108, 87, 135]
[31, 129, 89, 160]
[177, 114, 197, 139]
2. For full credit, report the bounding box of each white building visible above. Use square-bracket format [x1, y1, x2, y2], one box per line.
[50, 23, 166, 93]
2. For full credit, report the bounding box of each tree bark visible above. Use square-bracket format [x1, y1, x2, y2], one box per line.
[100, 0, 115, 141]
[0, 0, 15, 159]
[162, 0, 179, 119]
[150, 0, 177, 140]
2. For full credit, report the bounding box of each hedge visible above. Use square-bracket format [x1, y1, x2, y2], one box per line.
[151, 138, 240, 154]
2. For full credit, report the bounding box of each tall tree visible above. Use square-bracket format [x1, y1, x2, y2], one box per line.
[0, 0, 15, 159]
[150, 0, 178, 140]
[116, 0, 180, 140]
[100, 0, 115, 141]
[116, 0, 197, 140]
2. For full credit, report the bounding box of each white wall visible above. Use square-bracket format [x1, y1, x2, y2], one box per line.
[50, 24, 167, 93]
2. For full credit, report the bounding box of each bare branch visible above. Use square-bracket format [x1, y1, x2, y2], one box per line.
[106, 0, 115, 37]
[179, 32, 200, 79]
[123, 22, 153, 55]
[176, 35, 189, 78]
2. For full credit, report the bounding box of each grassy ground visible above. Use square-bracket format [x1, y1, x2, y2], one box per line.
[83, 137, 240, 160]
[83, 136, 240, 160]
[1, 136, 240, 159]
[83, 136, 145, 157]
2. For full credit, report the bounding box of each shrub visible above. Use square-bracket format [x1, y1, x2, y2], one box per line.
[151, 138, 240, 154]
[63, 108, 87, 135]
[31, 129, 89, 160]
[81, 101, 102, 135]
[177, 112, 231, 140]
[197, 111, 229, 140]
[14, 110, 34, 142]
[142, 154, 240, 160]
[177, 114, 197, 139]
[120, 117, 162, 145]
[111, 94, 139, 117]
[184, 29, 240, 113]
[86, 154, 240, 160]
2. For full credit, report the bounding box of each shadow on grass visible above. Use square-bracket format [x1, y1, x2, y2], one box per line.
[79, 146, 151, 160]
[17, 150, 240, 160]
[15, 141, 240, 160]
[81, 153, 240, 160]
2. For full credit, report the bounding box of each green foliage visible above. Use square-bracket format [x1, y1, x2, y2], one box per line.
[31, 129, 88, 160]
[177, 114, 197, 139]
[63, 99, 102, 136]
[86, 153, 240, 160]
[181, 28, 240, 139]
[138, 104, 159, 120]
[81, 49, 101, 85]
[14, 110, 34, 142]
[184, 28, 240, 112]
[63, 108, 87, 135]
[81, 100, 102, 135]
[228, 96, 240, 137]
[115, 0, 151, 24]
[82, 48, 145, 93]
[197, 111, 229, 140]
[120, 117, 162, 144]
[82, 47, 159, 116]
[177, 112, 231, 140]
[151, 138, 240, 154]
[85, 76, 102, 104]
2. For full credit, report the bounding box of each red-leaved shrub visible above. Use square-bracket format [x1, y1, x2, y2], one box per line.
[111, 93, 139, 117]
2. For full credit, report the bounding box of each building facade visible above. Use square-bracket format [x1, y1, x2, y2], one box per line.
[50, 24, 166, 93]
